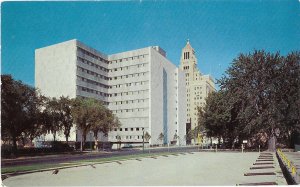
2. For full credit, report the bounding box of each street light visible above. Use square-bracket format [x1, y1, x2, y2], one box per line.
[89, 131, 93, 152]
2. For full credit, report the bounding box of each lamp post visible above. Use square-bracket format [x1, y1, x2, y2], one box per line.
[90, 131, 92, 152]
[142, 128, 145, 153]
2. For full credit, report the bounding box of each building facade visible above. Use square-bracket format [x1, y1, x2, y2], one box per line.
[179, 40, 215, 133]
[35, 39, 186, 147]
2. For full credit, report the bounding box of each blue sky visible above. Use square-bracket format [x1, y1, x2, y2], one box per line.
[2, 0, 300, 88]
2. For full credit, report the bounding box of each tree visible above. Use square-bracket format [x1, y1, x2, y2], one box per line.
[43, 97, 61, 141]
[158, 132, 164, 145]
[72, 98, 95, 151]
[57, 96, 73, 144]
[217, 50, 300, 148]
[116, 135, 121, 150]
[1, 75, 42, 154]
[90, 107, 120, 150]
[199, 91, 240, 147]
[71, 97, 120, 151]
[144, 132, 151, 142]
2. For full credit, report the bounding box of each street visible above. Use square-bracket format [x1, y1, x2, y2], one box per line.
[2, 152, 287, 186]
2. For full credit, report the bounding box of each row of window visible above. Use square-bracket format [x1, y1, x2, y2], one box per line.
[77, 56, 109, 72]
[112, 108, 148, 114]
[77, 75, 110, 89]
[77, 47, 109, 64]
[77, 86, 112, 97]
[114, 135, 143, 140]
[111, 90, 149, 97]
[112, 81, 149, 89]
[112, 99, 147, 105]
[110, 54, 148, 64]
[114, 127, 141, 132]
[183, 52, 190, 60]
[77, 66, 110, 81]
[112, 72, 148, 81]
[112, 63, 148, 72]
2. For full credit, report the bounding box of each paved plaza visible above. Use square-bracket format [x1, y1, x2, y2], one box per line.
[3, 152, 287, 186]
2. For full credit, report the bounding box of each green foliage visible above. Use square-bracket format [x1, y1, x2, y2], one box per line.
[71, 97, 120, 151]
[158, 132, 164, 143]
[144, 132, 151, 141]
[199, 51, 300, 148]
[1, 74, 120, 154]
[57, 96, 73, 143]
[1, 75, 42, 154]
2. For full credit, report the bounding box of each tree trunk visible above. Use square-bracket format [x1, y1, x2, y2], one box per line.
[66, 135, 69, 144]
[53, 131, 56, 142]
[12, 135, 18, 157]
[94, 132, 99, 151]
[22, 137, 26, 147]
[80, 134, 84, 152]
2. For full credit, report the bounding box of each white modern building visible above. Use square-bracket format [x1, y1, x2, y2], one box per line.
[35, 39, 187, 147]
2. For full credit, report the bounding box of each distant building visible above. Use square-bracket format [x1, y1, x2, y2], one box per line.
[35, 39, 186, 147]
[179, 40, 216, 139]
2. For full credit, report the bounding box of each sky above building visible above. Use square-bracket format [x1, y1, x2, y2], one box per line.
[2, 0, 300, 88]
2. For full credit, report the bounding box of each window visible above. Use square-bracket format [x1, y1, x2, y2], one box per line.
[131, 128, 134, 131]
[120, 128, 122, 131]
[136, 128, 140, 131]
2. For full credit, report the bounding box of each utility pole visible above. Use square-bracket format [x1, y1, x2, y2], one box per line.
[142, 128, 145, 153]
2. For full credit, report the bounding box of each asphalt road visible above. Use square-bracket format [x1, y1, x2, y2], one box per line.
[1, 146, 205, 167]
[3, 152, 287, 186]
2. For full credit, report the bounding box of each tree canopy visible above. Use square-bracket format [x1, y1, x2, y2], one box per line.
[198, 51, 300, 148]
[1, 75, 42, 154]
[2, 75, 121, 154]
[71, 97, 120, 151]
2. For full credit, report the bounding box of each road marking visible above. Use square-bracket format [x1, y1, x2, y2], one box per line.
[244, 172, 276, 176]
[238, 182, 277, 185]
[52, 169, 59, 174]
[250, 166, 275, 169]
[253, 162, 274, 165]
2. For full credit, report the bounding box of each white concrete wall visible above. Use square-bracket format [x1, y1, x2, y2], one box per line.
[35, 40, 77, 99]
[149, 47, 185, 145]
[176, 68, 187, 145]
